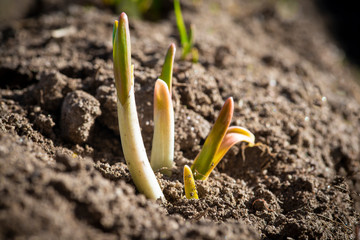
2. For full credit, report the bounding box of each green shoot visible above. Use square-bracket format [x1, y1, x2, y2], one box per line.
[174, 0, 197, 61]
[113, 15, 131, 105]
[159, 43, 176, 93]
[113, 12, 164, 200]
[184, 165, 198, 199]
[150, 79, 174, 175]
[191, 97, 255, 180]
[150, 44, 176, 175]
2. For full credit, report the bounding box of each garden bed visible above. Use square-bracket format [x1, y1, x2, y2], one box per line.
[1, 0, 359, 239]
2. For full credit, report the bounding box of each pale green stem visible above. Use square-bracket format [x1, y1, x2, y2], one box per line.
[117, 85, 164, 200]
[114, 13, 164, 200]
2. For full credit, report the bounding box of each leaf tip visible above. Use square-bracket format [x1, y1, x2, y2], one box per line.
[169, 43, 176, 53]
[220, 97, 234, 125]
[119, 12, 128, 23]
[114, 20, 119, 27]
[154, 79, 171, 110]
[225, 97, 234, 107]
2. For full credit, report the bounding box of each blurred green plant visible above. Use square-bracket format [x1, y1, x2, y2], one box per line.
[174, 0, 198, 62]
[104, 0, 163, 20]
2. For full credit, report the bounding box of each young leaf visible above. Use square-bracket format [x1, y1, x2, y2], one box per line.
[113, 13, 132, 105]
[191, 97, 256, 180]
[150, 79, 174, 175]
[201, 126, 255, 178]
[191, 97, 234, 180]
[184, 165, 198, 199]
[159, 43, 176, 93]
[113, 13, 164, 200]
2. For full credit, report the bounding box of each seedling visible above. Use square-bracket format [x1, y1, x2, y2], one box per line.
[184, 165, 198, 199]
[174, 0, 198, 61]
[113, 13, 164, 200]
[151, 44, 176, 175]
[191, 97, 255, 180]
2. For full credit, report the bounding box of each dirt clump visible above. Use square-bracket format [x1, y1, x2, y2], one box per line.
[61, 90, 102, 144]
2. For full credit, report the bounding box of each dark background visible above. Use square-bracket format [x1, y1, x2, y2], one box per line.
[1, 0, 360, 68]
[315, 0, 360, 67]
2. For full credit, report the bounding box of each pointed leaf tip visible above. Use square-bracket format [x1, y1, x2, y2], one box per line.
[225, 97, 234, 109]
[169, 43, 176, 52]
[120, 12, 128, 22]
[217, 97, 234, 128]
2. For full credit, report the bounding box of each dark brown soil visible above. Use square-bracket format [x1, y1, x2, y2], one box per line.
[1, 0, 360, 239]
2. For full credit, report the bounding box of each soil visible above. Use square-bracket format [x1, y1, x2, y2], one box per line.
[1, 0, 360, 239]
